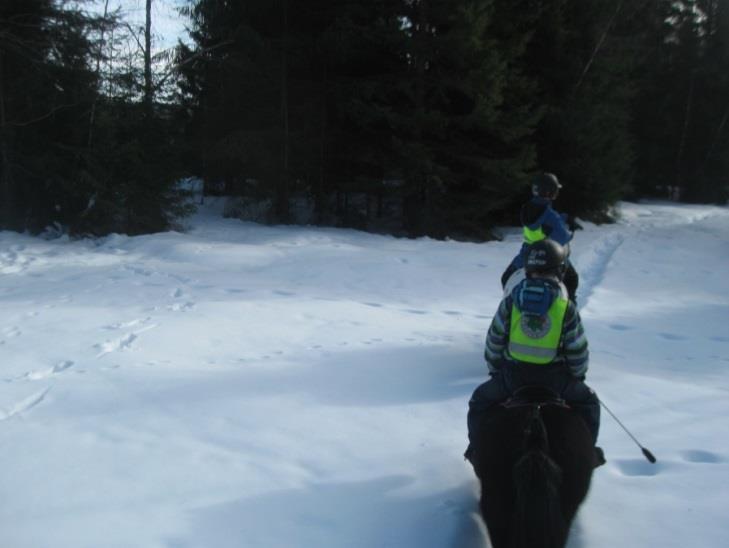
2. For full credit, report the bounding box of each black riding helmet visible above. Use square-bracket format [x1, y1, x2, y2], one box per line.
[532, 172, 562, 198]
[525, 239, 566, 279]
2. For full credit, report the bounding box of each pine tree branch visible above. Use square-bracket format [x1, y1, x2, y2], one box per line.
[153, 39, 234, 92]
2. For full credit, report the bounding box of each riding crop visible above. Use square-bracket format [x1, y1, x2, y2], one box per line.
[599, 398, 657, 463]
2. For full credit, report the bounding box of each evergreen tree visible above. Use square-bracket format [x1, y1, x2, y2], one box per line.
[632, 0, 729, 204]
[0, 0, 98, 231]
[526, 0, 639, 220]
[0, 0, 191, 236]
[178, 1, 290, 218]
[385, 0, 540, 237]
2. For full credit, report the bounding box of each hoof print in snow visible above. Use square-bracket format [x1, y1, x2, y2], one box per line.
[615, 459, 661, 477]
[681, 450, 723, 464]
[658, 332, 687, 341]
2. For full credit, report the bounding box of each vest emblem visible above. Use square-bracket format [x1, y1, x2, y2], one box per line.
[520, 313, 551, 339]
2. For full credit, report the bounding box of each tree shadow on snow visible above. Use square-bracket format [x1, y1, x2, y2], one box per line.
[145, 344, 485, 408]
[167, 475, 486, 548]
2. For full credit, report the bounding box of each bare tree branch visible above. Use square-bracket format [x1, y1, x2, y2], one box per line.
[574, 0, 625, 91]
[7, 102, 78, 127]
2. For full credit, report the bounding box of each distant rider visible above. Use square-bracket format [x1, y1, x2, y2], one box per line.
[467, 239, 603, 466]
[501, 173, 579, 302]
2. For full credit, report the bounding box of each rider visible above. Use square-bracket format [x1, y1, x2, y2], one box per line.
[501, 172, 579, 302]
[467, 239, 603, 466]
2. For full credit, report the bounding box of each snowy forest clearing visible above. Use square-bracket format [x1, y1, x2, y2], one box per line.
[0, 200, 728, 547]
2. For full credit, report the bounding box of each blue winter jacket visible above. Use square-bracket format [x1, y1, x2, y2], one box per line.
[512, 197, 573, 268]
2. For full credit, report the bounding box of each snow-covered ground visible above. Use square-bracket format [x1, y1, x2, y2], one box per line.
[0, 199, 727, 547]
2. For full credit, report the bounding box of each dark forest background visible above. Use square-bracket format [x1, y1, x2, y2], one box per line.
[1, 0, 728, 240]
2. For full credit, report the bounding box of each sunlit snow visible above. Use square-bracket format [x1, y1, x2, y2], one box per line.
[0, 199, 727, 547]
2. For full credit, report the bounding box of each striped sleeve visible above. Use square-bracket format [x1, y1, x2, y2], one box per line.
[484, 297, 512, 373]
[561, 303, 589, 377]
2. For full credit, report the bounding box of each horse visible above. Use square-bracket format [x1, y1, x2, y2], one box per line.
[470, 386, 596, 548]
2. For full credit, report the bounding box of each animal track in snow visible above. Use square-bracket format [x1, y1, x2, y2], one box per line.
[273, 290, 296, 297]
[95, 333, 138, 358]
[123, 265, 154, 277]
[167, 302, 195, 312]
[26, 360, 74, 380]
[0, 388, 50, 420]
[2, 326, 21, 338]
[103, 317, 152, 330]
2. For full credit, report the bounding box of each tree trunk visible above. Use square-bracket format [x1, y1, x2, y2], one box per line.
[277, 0, 290, 221]
[88, 0, 111, 148]
[675, 72, 695, 192]
[0, 51, 14, 226]
[144, 0, 153, 116]
[315, 57, 328, 223]
[702, 100, 729, 170]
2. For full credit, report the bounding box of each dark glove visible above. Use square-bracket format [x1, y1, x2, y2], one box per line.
[567, 216, 583, 231]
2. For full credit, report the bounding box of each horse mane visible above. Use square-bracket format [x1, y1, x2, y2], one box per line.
[512, 408, 566, 548]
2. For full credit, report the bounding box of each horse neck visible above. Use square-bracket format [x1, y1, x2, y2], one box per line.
[523, 406, 550, 453]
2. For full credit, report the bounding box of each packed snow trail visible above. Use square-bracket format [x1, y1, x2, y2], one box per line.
[0, 200, 727, 547]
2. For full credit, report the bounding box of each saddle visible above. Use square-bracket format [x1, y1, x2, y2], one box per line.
[501, 385, 570, 410]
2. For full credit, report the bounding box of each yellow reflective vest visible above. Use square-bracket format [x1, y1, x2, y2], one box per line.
[523, 225, 546, 244]
[508, 295, 569, 364]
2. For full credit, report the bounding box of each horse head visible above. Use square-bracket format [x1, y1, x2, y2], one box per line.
[470, 386, 595, 548]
